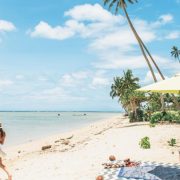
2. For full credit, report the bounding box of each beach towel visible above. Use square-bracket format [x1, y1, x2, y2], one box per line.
[149, 166, 180, 180]
[118, 166, 161, 180]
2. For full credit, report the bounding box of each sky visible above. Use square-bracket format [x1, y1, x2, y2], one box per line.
[0, 0, 180, 111]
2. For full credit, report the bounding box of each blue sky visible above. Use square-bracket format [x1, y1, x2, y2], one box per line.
[0, 0, 180, 111]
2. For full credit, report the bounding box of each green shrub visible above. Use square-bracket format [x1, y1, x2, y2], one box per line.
[129, 109, 144, 122]
[143, 112, 151, 121]
[149, 123, 156, 128]
[139, 137, 151, 149]
[150, 112, 162, 123]
[169, 111, 180, 122]
[150, 111, 180, 123]
[168, 138, 176, 146]
[136, 108, 144, 121]
[162, 111, 175, 122]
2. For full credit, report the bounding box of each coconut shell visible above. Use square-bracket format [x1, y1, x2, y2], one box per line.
[96, 175, 104, 180]
[109, 155, 116, 161]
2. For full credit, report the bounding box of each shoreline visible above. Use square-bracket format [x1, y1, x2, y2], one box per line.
[1, 111, 121, 147]
[4, 114, 126, 160]
[1, 115, 180, 180]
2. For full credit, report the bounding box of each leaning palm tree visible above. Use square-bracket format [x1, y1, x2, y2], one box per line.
[171, 46, 180, 63]
[103, 0, 166, 82]
[103, 0, 180, 110]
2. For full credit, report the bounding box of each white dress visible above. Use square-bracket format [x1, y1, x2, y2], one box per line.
[0, 147, 6, 158]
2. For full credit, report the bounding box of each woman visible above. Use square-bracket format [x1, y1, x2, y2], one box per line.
[0, 128, 12, 180]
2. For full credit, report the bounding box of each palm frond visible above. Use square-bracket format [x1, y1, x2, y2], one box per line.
[103, 0, 138, 13]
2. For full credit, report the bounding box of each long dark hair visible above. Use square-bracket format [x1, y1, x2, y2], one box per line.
[0, 128, 6, 138]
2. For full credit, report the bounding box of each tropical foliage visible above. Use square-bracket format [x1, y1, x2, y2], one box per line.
[110, 69, 145, 121]
[150, 111, 180, 124]
[139, 137, 151, 149]
[110, 70, 180, 122]
[171, 46, 180, 63]
[168, 138, 177, 147]
[103, 0, 180, 110]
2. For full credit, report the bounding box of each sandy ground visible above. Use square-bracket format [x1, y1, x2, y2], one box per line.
[0, 115, 180, 180]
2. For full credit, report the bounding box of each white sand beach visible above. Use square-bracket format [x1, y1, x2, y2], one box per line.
[1, 115, 180, 180]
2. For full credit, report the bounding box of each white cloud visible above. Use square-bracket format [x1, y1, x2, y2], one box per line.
[29, 4, 179, 73]
[60, 71, 89, 87]
[0, 80, 14, 89]
[143, 71, 163, 84]
[158, 14, 173, 24]
[153, 55, 180, 71]
[0, 20, 16, 32]
[142, 71, 168, 84]
[93, 53, 147, 69]
[90, 24, 155, 52]
[37, 76, 49, 82]
[22, 69, 110, 104]
[93, 51, 180, 73]
[165, 31, 180, 39]
[29, 4, 170, 51]
[58, 70, 110, 90]
[15, 75, 24, 80]
[30, 4, 124, 40]
[27, 87, 87, 102]
[91, 77, 109, 87]
[89, 70, 110, 89]
[151, 14, 173, 28]
[71, 71, 89, 79]
[30, 21, 75, 40]
[65, 3, 122, 23]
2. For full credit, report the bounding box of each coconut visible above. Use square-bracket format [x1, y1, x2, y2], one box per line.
[96, 175, 104, 180]
[109, 155, 116, 161]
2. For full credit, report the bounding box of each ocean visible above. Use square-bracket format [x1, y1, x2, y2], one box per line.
[0, 111, 120, 146]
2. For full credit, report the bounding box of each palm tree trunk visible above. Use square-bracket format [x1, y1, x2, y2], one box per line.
[121, 4, 164, 80]
[136, 33, 179, 110]
[121, 4, 169, 111]
[139, 33, 180, 110]
[139, 41, 165, 80]
[121, 4, 180, 111]
[121, 3, 157, 82]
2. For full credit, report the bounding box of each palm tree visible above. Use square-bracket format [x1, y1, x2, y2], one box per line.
[103, 0, 180, 111]
[110, 76, 128, 111]
[171, 46, 180, 63]
[110, 70, 139, 98]
[110, 69, 145, 116]
[103, 0, 165, 82]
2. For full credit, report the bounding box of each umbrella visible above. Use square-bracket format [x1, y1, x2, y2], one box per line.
[137, 74, 180, 94]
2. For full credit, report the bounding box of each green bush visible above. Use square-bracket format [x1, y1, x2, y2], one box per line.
[150, 112, 162, 124]
[139, 137, 151, 149]
[136, 108, 144, 121]
[150, 111, 180, 123]
[129, 108, 144, 122]
[168, 138, 176, 146]
[143, 112, 151, 121]
[149, 123, 156, 128]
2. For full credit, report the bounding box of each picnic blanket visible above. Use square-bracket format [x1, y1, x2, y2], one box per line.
[103, 161, 180, 180]
[118, 166, 160, 180]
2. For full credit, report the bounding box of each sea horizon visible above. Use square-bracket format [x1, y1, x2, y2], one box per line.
[0, 110, 122, 112]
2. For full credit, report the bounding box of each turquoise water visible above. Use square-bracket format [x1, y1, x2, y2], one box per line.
[0, 112, 120, 146]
